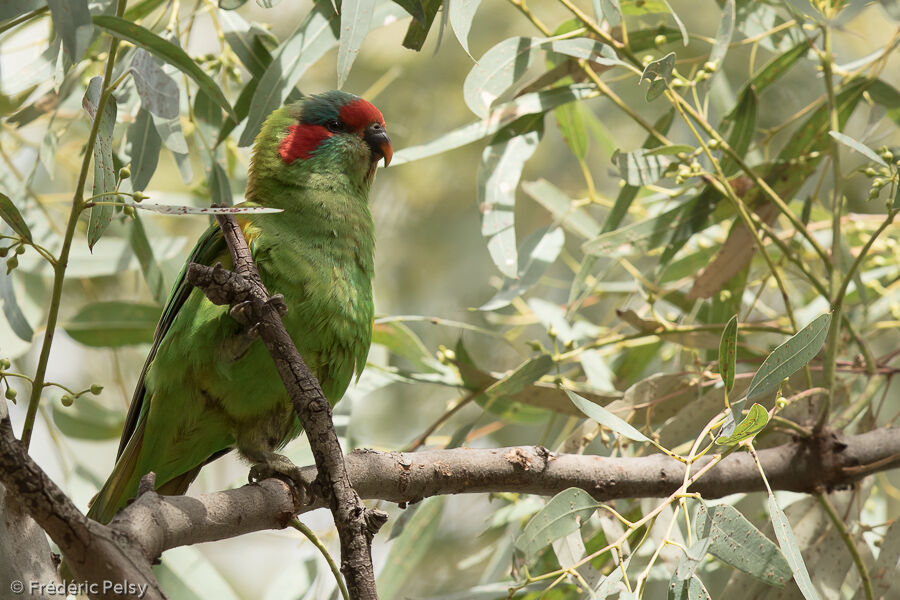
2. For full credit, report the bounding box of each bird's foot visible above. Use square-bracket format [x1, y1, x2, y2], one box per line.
[248, 453, 309, 497]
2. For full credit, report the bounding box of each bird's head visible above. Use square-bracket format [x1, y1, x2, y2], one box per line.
[251, 91, 392, 192]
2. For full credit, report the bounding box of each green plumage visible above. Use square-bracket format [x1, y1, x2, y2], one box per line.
[87, 92, 383, 523]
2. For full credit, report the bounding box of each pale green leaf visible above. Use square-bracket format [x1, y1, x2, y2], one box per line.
[718, 315, 737, 392]
[64, 301, 161, 347]
[336, 0, 376, 88]
[567, 389, 650, 442]
[515, 488, 600, 560]
[767, 495, 820, 600]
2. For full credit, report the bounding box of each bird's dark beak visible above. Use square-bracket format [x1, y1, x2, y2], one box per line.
[364, 123, 392, 167]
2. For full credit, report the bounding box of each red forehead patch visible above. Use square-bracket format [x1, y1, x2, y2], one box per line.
[279, 124, 330, 164]
[339, 99, 385, 130]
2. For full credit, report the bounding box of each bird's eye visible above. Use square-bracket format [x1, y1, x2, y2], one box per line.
[325, 119, 345, 133]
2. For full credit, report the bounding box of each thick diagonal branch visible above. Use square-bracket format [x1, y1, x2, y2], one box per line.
[186, 214, 383, 600]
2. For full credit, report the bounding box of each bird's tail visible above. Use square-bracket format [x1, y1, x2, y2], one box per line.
[85, 418, 147, 524]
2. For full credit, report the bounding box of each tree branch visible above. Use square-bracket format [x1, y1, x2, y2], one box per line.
[112, 427, 900, 558]
[185, 214, 384, 600]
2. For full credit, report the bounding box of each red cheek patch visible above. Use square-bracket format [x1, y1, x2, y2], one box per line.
[339, 99, 385, 130]
[279, 124, 331, 164]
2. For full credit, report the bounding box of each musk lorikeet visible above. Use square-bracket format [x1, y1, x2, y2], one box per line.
[86, 91, 391, 524]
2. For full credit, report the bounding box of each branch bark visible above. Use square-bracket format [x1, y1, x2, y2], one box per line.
[185, 214, 384, 600]
[110, 426, 900, 558]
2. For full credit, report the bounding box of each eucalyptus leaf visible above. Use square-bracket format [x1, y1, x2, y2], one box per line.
[0, 192, 32, 242]
[93, 15, 235, 119]
[767, 495, 820, 600]
[126, 108, 161, 192]
[828, 131, 888, 167]
[82, 76, 119, 251]
[129, 49, 180, 120]
[64, 301, 162, 347]
[377, 497, 445, 600]
[718, 315, 737, 393]
[449, 0, 482, 56]
[336, 0, 376, 89]
[746, 313, 831, 401]
[52, 396, 125, 440]
[567, 389, 650, 443]
[515, 488, 600, 560]
[47, 0, 92, 61]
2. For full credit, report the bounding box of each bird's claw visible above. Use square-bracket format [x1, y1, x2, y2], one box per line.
[267, 294, 288, 316]
[229, 300, 254, 325]
[248, 453, 309, 497]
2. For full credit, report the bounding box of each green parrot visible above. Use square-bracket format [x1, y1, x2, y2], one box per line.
[86, 90, 391, 524]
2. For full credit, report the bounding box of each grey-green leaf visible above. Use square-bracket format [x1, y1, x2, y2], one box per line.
[0, 192, 32, 242]
[640, 52, 675, 101]
[0, 267, 33, 341]
[715, 403, 769, 445]
[767, 495, 820, 600]
[83, 76, 118, 251]
[479, 226, 565, 311]
[593, 0, 622, 26]
[721, 86, 757, 176]
[746, 313, 831, 401]
[709, 0, 735, 69]
[718, 315, 737, 392]
[828, 131, 888, 167]
[515, 488, 600, 560]
[129, 49, 180, 119]
[613, 147, 673, 186]
[522, 179, 601, 240]
[93, 15, 235, 120]
[337, 0, 376, 89]
[377, 497, 445, 600]
[238, 1, 338, 146]
[695, 502, 790, 586]
[52, 396, 125, 440]
[479, 123, 542, 278]
[64, 301, 162, 347]
[127, 108, 161, 192]
[449, 0, 482, 56]
[47, 0, 92, 61]
[129, 214, 166, 304]
[567, 389, 650, 442]
[393, 84, 597, 165]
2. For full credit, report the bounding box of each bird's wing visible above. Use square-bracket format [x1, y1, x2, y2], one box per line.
[115, 222, 227, 458]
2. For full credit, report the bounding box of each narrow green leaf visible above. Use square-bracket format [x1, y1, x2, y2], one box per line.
[392, 84, 596, 165]
[866, 79, 900, 127]
[47, 0, 92, 61]
[64, 301, 162, 347]
[449, 0, 482, 56]
[484, 354, 555, 400]
[51, 396, 125, 440]
[372, 321, 437, 373]
[567, 389, 650, 442]
[767, 495, 820, 600]
[718, 316, 737, 392]
[0, 267, 33, 341]
[479, 121, 542, 278]
[746, 313, 831, 401]
[82, 76, 119, 251]
[129, 49, 180, 120]
[0, 1, 45, 22]
[828, 131, 888, 167]
[336, 0, 376, 89]
[93, 15, 235, 120]
[126, 108, 161, 192]
[207, 160, 232, 207]
[660, 0, 688, 46]
[555, 101, 588, 160]
[377, 497, 445, 600]
[522, 179, 601, 240]
[401, 0, 440, 51]
[464, 37, 620, 117]
[749, 41, 810, 94]
[715, 402, 769, 445]
[694, 503, 790, 585]
[584, 197, 702, 257]
[515, 488, 600, 560]
[129, 214, 166, 304]
[238, 1, 338, 146]
[709, 0, 735, 69]
[0, 192, 32, 242]
[479, 226, 565, 311]
[640, 52, 675, 101]
[593, 0, 622, 25]
[613, 147, 673, 186]
[721, 87, 757, 176]
[219, 0, 249, 8]
[221, 11, 277, 78]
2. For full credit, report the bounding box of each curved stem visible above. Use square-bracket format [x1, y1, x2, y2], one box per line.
[289, 519, 350, 600]
[20, 0, 129, 449]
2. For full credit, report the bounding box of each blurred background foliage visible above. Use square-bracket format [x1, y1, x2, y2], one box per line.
[1, 0, 900, 598]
